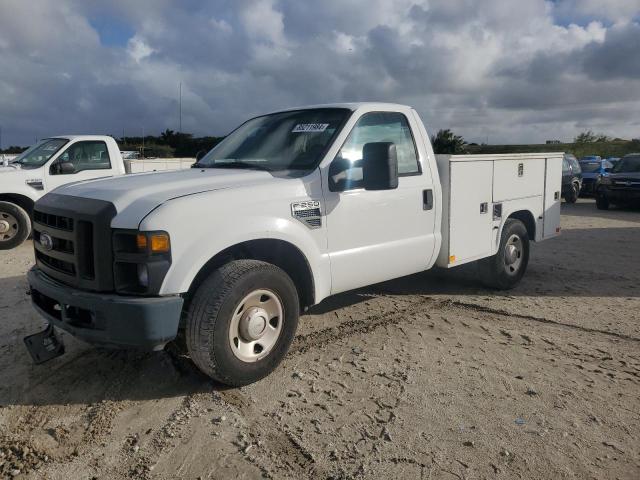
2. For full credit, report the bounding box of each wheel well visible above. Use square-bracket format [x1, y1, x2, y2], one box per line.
[0, 194, 35, 217]
[187, 239, 315, 311]
[508, 210, 536, 240]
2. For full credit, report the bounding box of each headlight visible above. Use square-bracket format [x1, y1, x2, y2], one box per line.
[112, 230, 172, 294]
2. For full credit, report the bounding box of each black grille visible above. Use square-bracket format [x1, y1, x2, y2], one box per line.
[33, 210, 74, 231]
[36, 250, 76, 275]
[32, 194, 116, 292]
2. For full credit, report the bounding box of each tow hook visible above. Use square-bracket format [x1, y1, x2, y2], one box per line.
[24, 324, 65, 364]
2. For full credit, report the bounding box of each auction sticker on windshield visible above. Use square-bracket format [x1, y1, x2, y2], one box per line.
[292, 123, 329, 133]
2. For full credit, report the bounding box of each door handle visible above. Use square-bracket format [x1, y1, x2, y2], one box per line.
[423, 189, 433, 210]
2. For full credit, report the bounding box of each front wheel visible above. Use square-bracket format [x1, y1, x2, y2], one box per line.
[0, 201, 31, 250]
[564, 182, 579, 203]
[479, 219, 530, 290]
[185, 259, 299, 386]
[595, 190, 610, 210]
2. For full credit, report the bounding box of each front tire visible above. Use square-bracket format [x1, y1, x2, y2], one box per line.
[596, 190, 610, 210]
[479, 219, 530, 290]
[0, 201, 31, 250]
[564, 182, 579, 203]
[185, 260, 299, 386]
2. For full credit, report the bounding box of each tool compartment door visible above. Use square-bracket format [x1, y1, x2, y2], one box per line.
[493, 158, 546, 202]
[543, 156, 562, 238]
[448, 160, 493, 264]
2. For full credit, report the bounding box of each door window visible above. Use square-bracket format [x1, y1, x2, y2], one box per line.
[330, 112, 420, 191]
[52, 141, 111, 174]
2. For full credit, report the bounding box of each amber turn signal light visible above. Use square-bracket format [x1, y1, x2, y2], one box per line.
[150, 233, 170, 253]
[136, 233, 147, 250]
[137, 232, 170, 253]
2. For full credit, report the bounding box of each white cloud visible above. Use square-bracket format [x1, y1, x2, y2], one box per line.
[0, 0, 639, 145]
[127, 36, 155, 63]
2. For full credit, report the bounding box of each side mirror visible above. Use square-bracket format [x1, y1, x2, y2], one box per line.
[362, 142, 398, 190]
[52, 161, 76, 175]
[195, 150, 207, 162]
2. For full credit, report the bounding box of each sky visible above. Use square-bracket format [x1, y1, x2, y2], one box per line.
[0, 0, 639, 147]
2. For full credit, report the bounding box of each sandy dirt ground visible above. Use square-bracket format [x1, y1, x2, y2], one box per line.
[0, 199, 638, 479]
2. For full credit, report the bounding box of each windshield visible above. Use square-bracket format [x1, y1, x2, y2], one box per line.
[11, 138, 68, 169]
[569, 158, 581, 173]
[579, 161, 601, 173]
[197, 108, 351, 171]
[612, 156, 640, 173]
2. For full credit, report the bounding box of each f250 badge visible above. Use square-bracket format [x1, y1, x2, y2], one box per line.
[291, 201, 322, 229]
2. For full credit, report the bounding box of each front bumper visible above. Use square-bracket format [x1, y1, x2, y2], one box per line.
[27, 267, 183, 350]
[603, 188, 640, 203]
[581, 178, 596, 194]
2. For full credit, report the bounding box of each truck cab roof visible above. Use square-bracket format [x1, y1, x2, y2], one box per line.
[49, 135, 115, 142]
[273, 102, 413, 113]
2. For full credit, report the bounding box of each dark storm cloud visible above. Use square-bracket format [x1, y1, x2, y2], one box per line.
[1, 0, 639, 146]
[582, 22, 640, 80]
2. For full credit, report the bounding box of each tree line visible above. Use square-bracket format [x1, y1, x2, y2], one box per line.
[2, 128, 638, 159]
[431, 129, 640, 158]
[0, 129, 224, 157]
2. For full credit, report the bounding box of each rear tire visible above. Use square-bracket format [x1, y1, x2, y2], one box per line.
[479, 219, 529, 290]
[185, 259, 299, 386]
[0, 201, 31, 250]
[596, 190, 610, 210]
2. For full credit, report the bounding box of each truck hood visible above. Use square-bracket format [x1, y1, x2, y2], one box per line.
[0, 164, 21, 173]
[51, 168, 299, 228]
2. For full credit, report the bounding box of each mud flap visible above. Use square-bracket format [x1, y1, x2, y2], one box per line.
[24, 324, 65, 364]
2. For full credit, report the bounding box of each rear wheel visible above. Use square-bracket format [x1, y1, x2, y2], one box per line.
[479, 219, 529, 290]
[0, 201, 31, 250]
[185, 259, 299, 386]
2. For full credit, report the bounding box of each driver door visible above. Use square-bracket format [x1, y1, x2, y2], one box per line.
[45, 140, 115, 191]
[323, 111, 437, 294]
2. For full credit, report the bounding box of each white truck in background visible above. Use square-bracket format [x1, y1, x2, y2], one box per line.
[24, 103, 562, 386]
[0, 136, 191, 249]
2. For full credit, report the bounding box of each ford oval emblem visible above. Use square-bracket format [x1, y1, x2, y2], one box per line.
[39, 232, 53, 251]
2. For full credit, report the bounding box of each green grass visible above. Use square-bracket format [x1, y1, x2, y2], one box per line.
[466, 139, 640, 159]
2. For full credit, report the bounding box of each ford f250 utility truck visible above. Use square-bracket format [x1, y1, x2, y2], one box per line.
[24, 103, 562, 386]
[0, 136, 191, 250]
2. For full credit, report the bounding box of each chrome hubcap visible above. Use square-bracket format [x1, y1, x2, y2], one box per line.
[504, 234, 523, 275]
[229, 289, 283, 363]
[0, 212, 18, 241]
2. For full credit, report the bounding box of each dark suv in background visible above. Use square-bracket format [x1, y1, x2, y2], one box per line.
[562, 154, 582, 203]
[596, 154, 640, 210]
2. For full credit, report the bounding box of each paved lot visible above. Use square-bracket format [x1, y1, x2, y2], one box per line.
[0, 199, 638, 479]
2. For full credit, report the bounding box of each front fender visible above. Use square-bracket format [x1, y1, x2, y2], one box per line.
[139, 186, 330, 302]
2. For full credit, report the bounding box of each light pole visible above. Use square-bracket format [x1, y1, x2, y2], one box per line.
[142, 126, 145, 159]
[179, 82, 182, 134]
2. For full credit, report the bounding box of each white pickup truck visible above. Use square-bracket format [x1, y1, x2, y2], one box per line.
[24, 103, 562, 386]
[0, 136, 191, 249]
